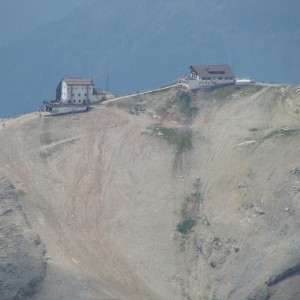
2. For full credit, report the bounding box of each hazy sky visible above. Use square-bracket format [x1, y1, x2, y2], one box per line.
[1, 0, 300, 117]
[0, 0, 88, 47]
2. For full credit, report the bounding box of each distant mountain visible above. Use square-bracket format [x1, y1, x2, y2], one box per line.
[0, 0, 88, 48]
[1, 0, 300, 117]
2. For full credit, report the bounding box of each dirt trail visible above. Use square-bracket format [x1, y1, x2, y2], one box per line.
[0, 84, 300, 299]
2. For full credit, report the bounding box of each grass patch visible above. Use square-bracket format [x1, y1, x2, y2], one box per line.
[259, 128, 300, 143]
[181, 194, 199, 220]
[153, 126, 192, 153]
[208, 84, 237, 99]
[178, 91, 198, 117]
[240, 84, 263, 95]
[180, 179, 203, 220]
[176, 178, 203, 235]
[208, 84, 263, 99]
[176, 219, 197, 235]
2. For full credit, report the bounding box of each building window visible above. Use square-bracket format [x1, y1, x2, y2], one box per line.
[72, 93, 74, 96]
[78, 93, 81, 96]
[209, 71, 225, 74]
[84, 93, 87, 96]
[79, 100, 81, 103]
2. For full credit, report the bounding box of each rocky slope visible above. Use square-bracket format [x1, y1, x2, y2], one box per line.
[0, 176, 46, 300]
[0, 83, 299, 299]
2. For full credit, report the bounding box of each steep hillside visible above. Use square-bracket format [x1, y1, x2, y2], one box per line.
[0, 176, 46, 299]
[0, 84, 300, 299]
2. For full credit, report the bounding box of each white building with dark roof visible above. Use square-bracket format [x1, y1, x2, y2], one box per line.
[44, 77, 115, 115]
[56, 77, 94, 104]
[178, 64, 235, 90]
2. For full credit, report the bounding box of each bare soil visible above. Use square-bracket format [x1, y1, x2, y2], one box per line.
[0, 84, 300, 299]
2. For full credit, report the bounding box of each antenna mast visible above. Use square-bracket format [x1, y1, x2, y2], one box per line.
[106, 75, 110, 92]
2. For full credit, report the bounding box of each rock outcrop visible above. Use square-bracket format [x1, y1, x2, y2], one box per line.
[0, 176, 46, 300]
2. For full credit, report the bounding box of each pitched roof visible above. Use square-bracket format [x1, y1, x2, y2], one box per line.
[63, 77, 93, 85]
[190, 65, 234, 78]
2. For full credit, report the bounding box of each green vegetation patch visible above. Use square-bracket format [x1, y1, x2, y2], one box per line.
[181, 195, 196, 220]
[176, 178, 203, 235]
[259, 128, 300, 143]
[208, 84, 262, 99]
[178, 91, 198, 117]
[208, 85, 237, 99]
[176, 219, 197, 235]
[240, 84, 263, 95]
[153, 126, 193, 153]
[180, 185, 203, 220]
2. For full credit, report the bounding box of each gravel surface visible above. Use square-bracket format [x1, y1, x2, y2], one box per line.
[0, 84, 299, 299]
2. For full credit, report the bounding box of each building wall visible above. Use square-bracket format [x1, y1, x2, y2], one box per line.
[61, 81, 68, 101]
[179, 77, 235, 90]
[189, 67, 235, 88]
[56, 81, 62, 100]
[197, 77, 235, 86]
[60, 81, 94, 104]
[51, 106, 88, 114]
[57, 81, 109, 103]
